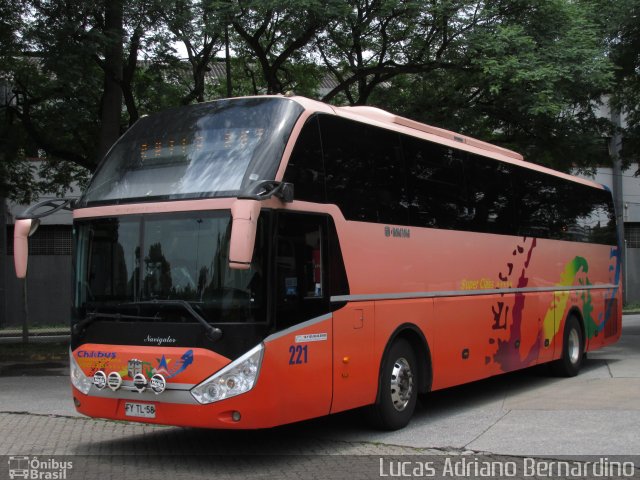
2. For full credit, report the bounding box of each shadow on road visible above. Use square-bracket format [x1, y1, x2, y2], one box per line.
[80, 358, 610, 455]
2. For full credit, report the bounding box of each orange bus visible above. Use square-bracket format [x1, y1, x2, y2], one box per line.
[14, 95, 621, 430]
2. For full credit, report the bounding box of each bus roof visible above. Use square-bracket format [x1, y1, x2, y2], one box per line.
[287, 95, 605, 191]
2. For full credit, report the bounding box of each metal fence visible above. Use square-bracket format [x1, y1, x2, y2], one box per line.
[0, 324, 70, 344]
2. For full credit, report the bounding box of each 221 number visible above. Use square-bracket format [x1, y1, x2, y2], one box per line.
[288, 345, 308, 365]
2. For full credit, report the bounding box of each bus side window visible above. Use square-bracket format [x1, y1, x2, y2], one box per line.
[275, 213, 329, 330]
[461, 151, 515, 235]
[402, 135, 467, 230]
[319, 116, 377, 222]
[319, 115, 408, 225]
[283, 116, 326, 203]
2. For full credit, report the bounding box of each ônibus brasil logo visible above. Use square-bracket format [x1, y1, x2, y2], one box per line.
[8, 456, 73, 479]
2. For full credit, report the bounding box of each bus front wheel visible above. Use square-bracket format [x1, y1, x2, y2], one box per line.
[552, 315, 584, 377]
[368, 337, 417, 430]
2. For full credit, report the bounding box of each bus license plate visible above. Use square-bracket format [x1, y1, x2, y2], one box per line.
[124, 402, 156, 418]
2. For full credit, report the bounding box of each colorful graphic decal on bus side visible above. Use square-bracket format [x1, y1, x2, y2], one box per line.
[490, 243, 620, 373]
[603, 246, 622, 329]
[584, 246, 621, 339]
[491, 237, 539, 372]
[541, 256, 589, 343]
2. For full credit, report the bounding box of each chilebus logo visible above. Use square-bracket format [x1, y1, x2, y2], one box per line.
[8, 456, 73, 479]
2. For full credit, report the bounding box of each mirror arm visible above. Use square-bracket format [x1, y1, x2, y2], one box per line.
[16, 198, 76, 220]
[238, 181, 294, 203]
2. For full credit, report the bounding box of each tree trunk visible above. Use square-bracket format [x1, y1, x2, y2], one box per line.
[225, 24, 232, 97]
[97, 0, 124, 164]
[0, 196, 6, 330]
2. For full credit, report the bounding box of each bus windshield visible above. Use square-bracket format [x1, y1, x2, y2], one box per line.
[74, 211, 267, 324]
[80, 97, 303, 206]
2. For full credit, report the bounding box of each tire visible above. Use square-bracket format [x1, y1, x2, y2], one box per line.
[551, 315, 584, 377]
[367, 338, 418, 430]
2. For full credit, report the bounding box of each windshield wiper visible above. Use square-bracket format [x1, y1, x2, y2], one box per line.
[72, 311, 160, 335]
[73, 301, 223, 342]
[131, 300, 223, 342]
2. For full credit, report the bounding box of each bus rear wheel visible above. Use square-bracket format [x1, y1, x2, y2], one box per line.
[368, 338, 417, 430]
[552, 315, 584, 377]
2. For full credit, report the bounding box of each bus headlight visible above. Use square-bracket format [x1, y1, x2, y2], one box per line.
[69, 349, 92, 395]
[191, 344, 264, 404]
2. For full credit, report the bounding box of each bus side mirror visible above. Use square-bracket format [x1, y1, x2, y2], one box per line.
[229, 199, 261, 270]
[14, 218, 40, 278]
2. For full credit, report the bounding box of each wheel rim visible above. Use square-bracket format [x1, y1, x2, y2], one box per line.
[568, 328, 581, 365]
[390, 357, 414, 412]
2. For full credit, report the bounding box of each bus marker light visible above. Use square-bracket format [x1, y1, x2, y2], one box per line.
[342, 356, 350, 364]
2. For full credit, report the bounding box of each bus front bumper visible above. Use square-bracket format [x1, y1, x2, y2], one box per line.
[71, 384, 279, 429]
[70, 342, 281, 429]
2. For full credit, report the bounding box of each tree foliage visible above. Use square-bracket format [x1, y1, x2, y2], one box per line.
[369, 1, 614, 171]
[228, 0, 345, 95]
[0, 0, 637, 202]
[318, 0, 477, 105]
[606, 0, 640, 164]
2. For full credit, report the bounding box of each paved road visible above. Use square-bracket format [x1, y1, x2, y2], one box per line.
[0, 316, 639, 479]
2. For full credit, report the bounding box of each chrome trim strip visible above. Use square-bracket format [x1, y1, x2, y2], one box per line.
[88, 385, 198, 405]
[115, 380, 194, 391]
[264, 313, 333, 343]
[330, 284, 618, 303]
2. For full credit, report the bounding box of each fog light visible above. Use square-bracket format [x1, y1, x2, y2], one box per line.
[93, 371, 107, 389]
[108, 372, 123, 391]
[232, 411, 241, 422]
[73, 397, 81, 408]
